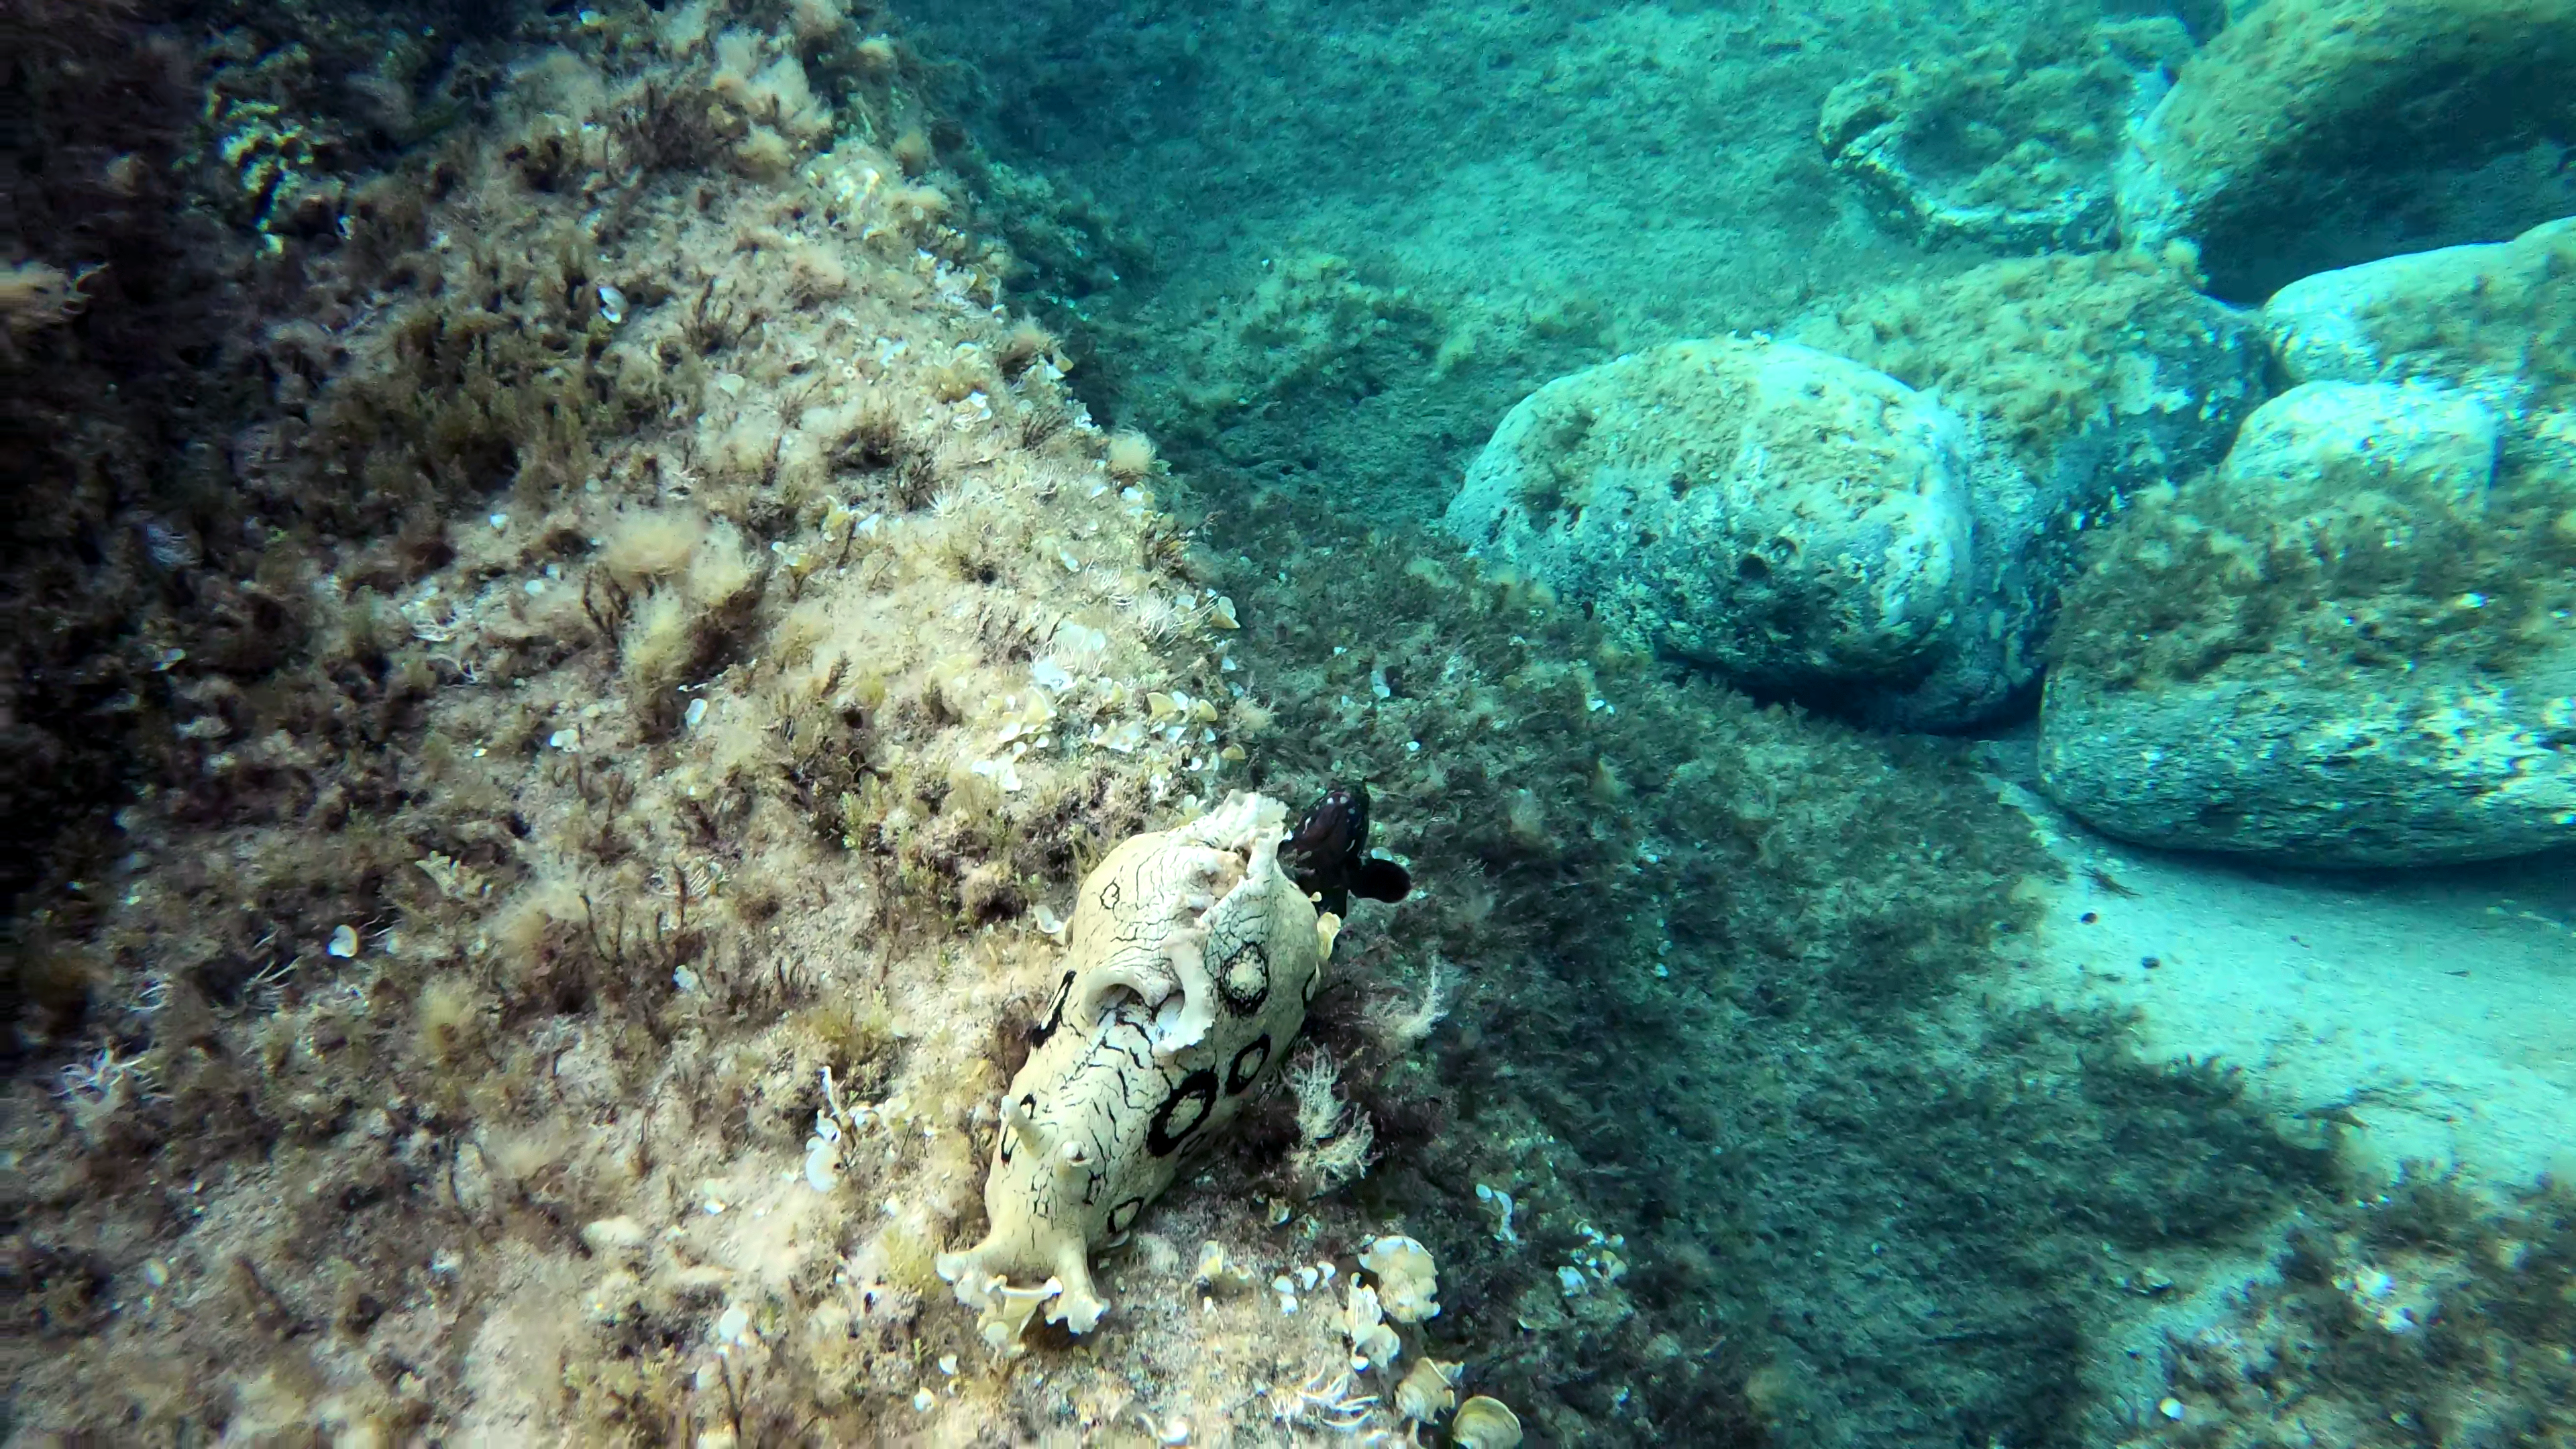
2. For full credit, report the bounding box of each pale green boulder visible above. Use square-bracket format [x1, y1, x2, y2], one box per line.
[1440, 339, 2005, 725]
[2263, 216, 2576, 417]
[2041, 380, 2576, 865]
[2117, 0, 2576, 300]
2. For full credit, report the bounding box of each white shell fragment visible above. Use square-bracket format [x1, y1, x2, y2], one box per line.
[1452, 1396, 1524, 1449]
[1358, 1235, 1441, 1323]
[326, 924, 360, 959]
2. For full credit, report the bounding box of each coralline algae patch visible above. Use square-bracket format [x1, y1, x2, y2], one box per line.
[0, 4, 1519, 1442]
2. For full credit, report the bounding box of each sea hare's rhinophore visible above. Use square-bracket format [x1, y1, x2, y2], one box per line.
[937, 792, 1339, 1348]
[1281, 781, 1412, 918]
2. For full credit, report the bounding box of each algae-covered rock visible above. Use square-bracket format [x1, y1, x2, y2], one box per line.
[1818, 18, 2191, 254]
[1796, 251, 2265, 484]
[2041, 381, 2576, 865]
[1442, 338, 1998, 723]
[1787, 250, 2268, 724]
[2264, 215, 2576, 415]
[1446, 292, 2267, 730]
[2118, 0, 2576, 300]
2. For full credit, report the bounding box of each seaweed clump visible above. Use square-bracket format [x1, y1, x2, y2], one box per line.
[1183, 476, 2342, 1445]
[2128, 1175, 2576, 1446]
[3, 0, 1415, 1440]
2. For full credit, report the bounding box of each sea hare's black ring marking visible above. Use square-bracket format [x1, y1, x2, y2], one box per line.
[1147, 1068, 1219, 1157]
[1031, 969, 1076, 1048]
[1099, 877, 1122, 911]
[1226, 1034, 1272, 1095]
[1108, 1196, 1145, 1234]
[1216, 939, 1270, 1015]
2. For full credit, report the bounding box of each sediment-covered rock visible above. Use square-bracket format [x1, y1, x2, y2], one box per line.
[1441, 338, 1988, 720]
[2041, 380, 2576, 865]
[2117, 0, 2576, 301]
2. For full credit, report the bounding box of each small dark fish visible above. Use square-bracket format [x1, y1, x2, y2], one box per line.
[1282, 782, 1411, 917]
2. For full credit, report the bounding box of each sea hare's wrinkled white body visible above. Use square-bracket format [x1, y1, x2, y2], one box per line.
[938, 792, 1338, 1346]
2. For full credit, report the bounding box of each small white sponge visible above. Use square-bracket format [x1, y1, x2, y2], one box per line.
[936, 792, 1338, 1348]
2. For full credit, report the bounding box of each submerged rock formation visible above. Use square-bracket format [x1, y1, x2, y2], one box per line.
[1818, 17, 2192, 255]
[1441, 338, 1994, 723]
[1446, 250, 2268, 730]
[2042, 380, 2576, 865]
[1791, 250, 2269, 725]
[2043, 220, 2576, 865]
[2117, 0, 2576, 300]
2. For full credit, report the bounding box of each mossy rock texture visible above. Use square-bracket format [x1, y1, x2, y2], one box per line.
[1440, 337, 2017, 726]
[1796, 250, 2267, 484]
[2042, 382, 2576, 866]
[2117, 0, 2576, 301]
[1817, 17, 2190, 254]
[1451, 260, 2268, 731]
[2041, 648, 2576, 866]
[2265, 215, 2576, 415]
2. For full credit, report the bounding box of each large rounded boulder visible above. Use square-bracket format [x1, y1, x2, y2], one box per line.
[2117, 0, 2576, 301]
[1440, 338, 1998, 723]
[2040, 380, 2576, 865]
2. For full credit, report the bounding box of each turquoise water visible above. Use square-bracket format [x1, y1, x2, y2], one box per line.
[901, 0, 2576, 1442]
[5, 0, 2573, 1442]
